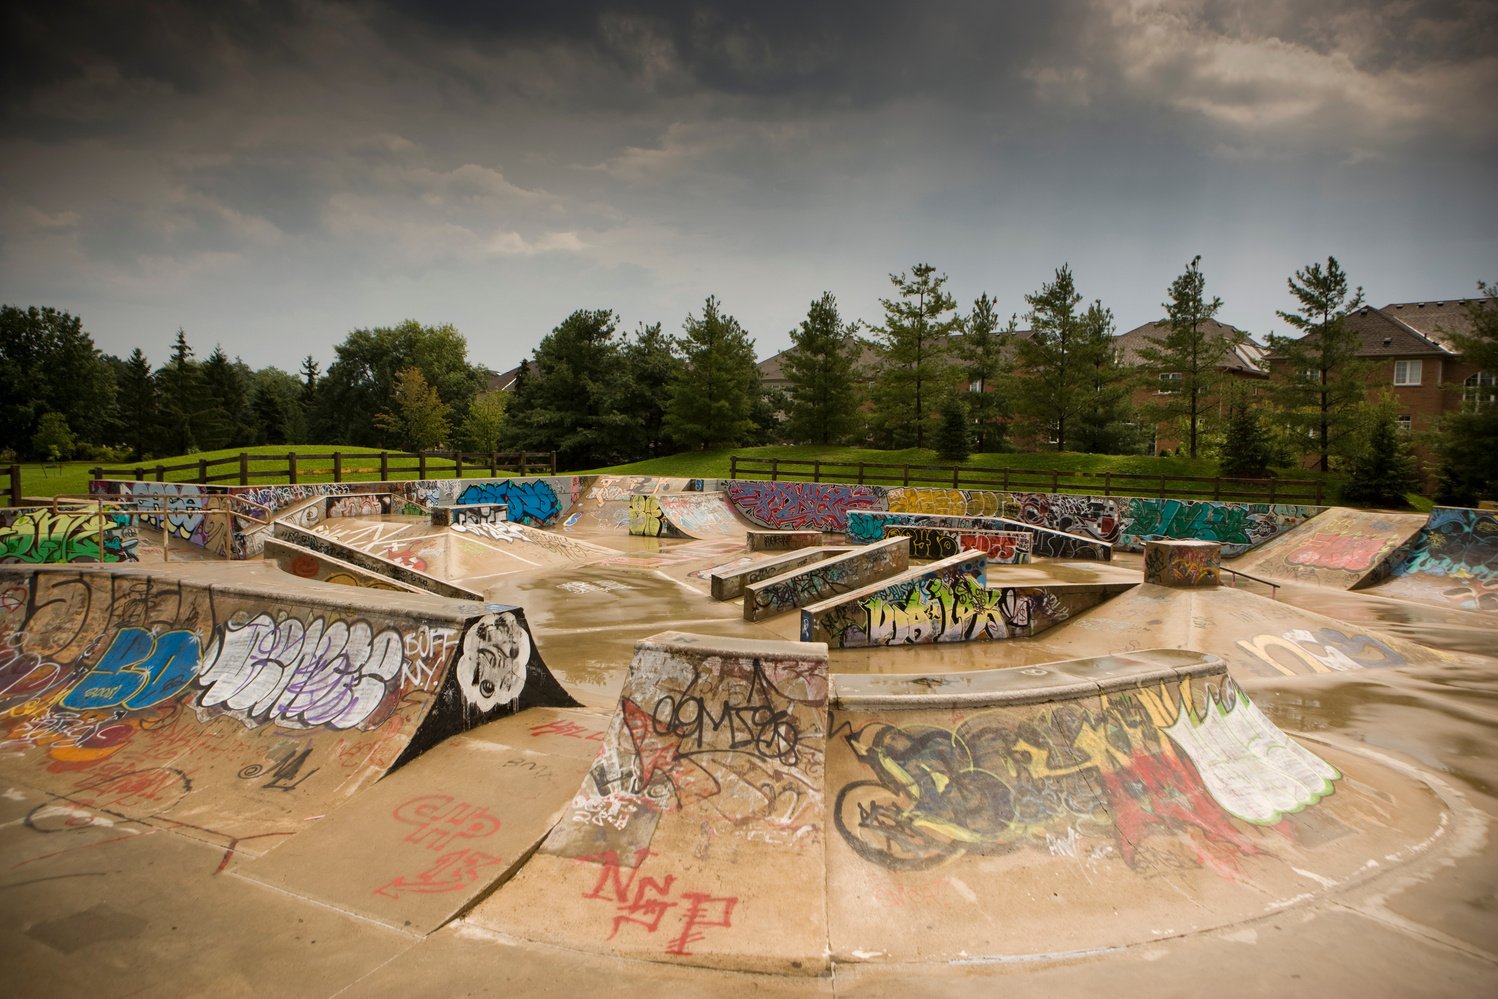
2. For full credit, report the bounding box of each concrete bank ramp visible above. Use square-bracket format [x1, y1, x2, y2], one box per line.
[1231, 506, 1427, 590]
[560, 475, 696, 535]
[468, 631, 831, 974]
[628, 491, 754, 540]
[1368, 506, 1498, 612]
[1016, 581, 1464, 678]
[825, 651, 1444, 963]
[0, 562, 576, 853]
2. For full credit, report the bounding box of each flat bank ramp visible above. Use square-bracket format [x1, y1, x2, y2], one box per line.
[468, 631, 831, 975]
[0, 562, 576, 854]
[825, 652, 1443, 963]
[1015, 582, 1459, 679]
[1231, 507, 1427, 590]
[629, 491, 754, 540]
[1368, 506, 1498, 612]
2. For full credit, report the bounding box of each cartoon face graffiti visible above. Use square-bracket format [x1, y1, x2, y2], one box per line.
[456, 612, 530, 712]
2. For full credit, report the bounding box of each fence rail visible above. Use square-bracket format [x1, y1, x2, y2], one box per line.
[727, 455, 1325, 505]
[89, 450, 558, 486]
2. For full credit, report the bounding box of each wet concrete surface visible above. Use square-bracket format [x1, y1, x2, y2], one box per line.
[3, 524, 1497, 995]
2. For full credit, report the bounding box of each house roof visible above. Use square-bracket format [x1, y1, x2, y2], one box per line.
[1113, 319, 1268, 375]
[1379, 299, 1489, 352]
[1341, 306, 1455, 357]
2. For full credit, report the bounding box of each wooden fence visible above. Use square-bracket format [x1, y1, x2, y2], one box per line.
[90, 450, 558, 487]
[727, 455, 1325, 505]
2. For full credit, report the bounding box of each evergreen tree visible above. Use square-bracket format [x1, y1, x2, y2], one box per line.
[1218, 384, 1275, 478]
[116, 348, 158, 459]
[1136, 255, 1234, 458]
[0, 305, 116, 457]
[870, 263, 961, 448]
[610, 322, 682, 460]
[199, 345, 254, 449]
[154, 329, 206, 454]
[783, 292, 861, 445]
[374, 366, 450, 451]
[1341, 403, 1421, 507]
[1069, 299, 1140, 454]
[665, 296, 759, 449]
[1268, 256, 1369, 472]
[502, 309, 623, 469]
[250, 368, 305, 445]
[299, 355, 321, 441]
[960, 293, 1013, 453]
[1012, 264, 1113, 451]
[1432, 283, 1498, 504]
[934, 396, 972, 462]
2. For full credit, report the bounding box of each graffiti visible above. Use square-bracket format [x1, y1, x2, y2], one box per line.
[745, 538, 908, 621]
[375, 794, 505, 898]
[454, 612, 529, 712]
[649, 658, 802, 765]
[747, 530, 820, 552]
[0, 509, 134, 564]
[120, 482, 209, 542]
[1142, 540, 1221, 587]
[59, 628, 200, 710]
[849, 510, 1108, 560]
[1124, 498, 1313, 556]
[434, 502, 505, 527]
[197, 613, 405, 729]
[881, 526, 1030, 563]
[579, 848, 738, 956]
[628, 495, 677, 538]
[325, 494, 391, 519]
[725, 481, 880, 532]
[1286, 533, 1389, 572]
[1009, 493, 1120, 544]
[459, 480, 562, 526]
[650, 493, 742, 539]
[529, 718, 608, 742]
[1235, 628, 1408, 675]
[71, 764, 194, 815]
[238, 744, 320, 791]
[833, 675, 1337, 874]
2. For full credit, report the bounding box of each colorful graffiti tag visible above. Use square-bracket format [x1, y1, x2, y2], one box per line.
[725, 481, 880, 532]
[1, 508, 135, 563]
[458, 480, 563, 527]
[1123, 498, 1314, 556]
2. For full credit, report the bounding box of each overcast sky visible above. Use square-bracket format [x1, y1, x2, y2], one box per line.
[3, 0, 1495, 373]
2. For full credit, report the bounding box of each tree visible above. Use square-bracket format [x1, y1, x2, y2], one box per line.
[154, 329, 206, 454]
[959, 293, 1013, 453]
[1218, 383, 1275, 478]
[1341, 401, 1421, 508]
[250, 368, 306, 445]
[1012, 265, 1096, 452]
[1268, 257, 1368, 472]
[1136, 255, 1235, 458]
[782, 292, 862, 445]
[114, 348, 158, 459]
[664, 296, 760, 449]
[0, 305, 116, 457]
[32, 412, 76, 461]
[462, 390, 508, 452]
[1069, 299, 1141, 454]
[374, 366, 450, 451]
[1432, 282, 1498, 503]
[934, 396, 972, 462]
[199, 345, 254, 450]
[299, 355, 322, 440]
[502, 309, 624, 469]
[869, 263, 961, 448]
[315, 321, 484, 446]
[609, 322, 682, 460]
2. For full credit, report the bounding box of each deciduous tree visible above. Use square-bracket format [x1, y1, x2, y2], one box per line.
[374, 366, 450, 451]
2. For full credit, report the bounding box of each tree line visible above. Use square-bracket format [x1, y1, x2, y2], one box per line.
[3, 257, 1494, 504]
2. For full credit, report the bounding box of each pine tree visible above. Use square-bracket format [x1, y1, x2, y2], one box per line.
[117, 348, 157, 458]
[870, 263, 961, 448]
[1432, 282, 1498, 504]
[961, 293, 1013, 452]
[934, 396, 972, 462]
[1268, 256, 1369, 472]
[610, 322, 682, 460]
[155, 329, 205, 454]
[503, 309, 623, 468]
[1136, 255, 1234, 458]
[665, 297, 759, 449]
[1070, 299, 1140, 454]
[783, 292, 861, 445]
[1218, 384, 1275, 478]
[1341, 403, 1420, 508]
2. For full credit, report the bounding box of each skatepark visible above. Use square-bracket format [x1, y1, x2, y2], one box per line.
[2, 473, 1496, 996]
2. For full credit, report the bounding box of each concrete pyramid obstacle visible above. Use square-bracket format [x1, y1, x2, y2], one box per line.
[468, 631, 831, 974]
[1231, 506, 1428, 590]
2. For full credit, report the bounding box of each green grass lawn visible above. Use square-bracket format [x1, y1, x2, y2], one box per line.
[10, 443, 1416, 508]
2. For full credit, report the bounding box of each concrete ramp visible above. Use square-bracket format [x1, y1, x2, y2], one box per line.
[847, 510, 1111, 560]
[1018, 581, 1460, 679]
[628, 491, 752, 540]
[562, 476, 694, 534]
[826, 651, 1444, 962]
[1231, 507, 1427, 590]
[467, 631, 830, 974]
[0, 562, 577, 852]
[1369, 506, 1498, 612]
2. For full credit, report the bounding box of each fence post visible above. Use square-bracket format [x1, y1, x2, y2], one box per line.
[1158, 474, 1166, 498]
[417, 451, 427, 479]
[134, 466, 145, 481]
[7, 464, 19, 505]
[1052, 470, 1059, 494]
[549, 451, 557, 475]
[489, 450, 497, 477]
[1104, 471, 1111, 497]
[288, 453, 298, 485]
[903, 465, 910, 486]
[770, 459, 779, 482]
[1314, 479, 1322, 505]
[730, 455, 738, 480]
[155, 465, 165, 482]
[89, 465, 103, 484]
[198, 458, 209, 482]
[333, 452, 343, 482]
[857, 461, 865, 485]
[952, 464, 960, 488]
[813, 460, 821, 483]
[239, 452, 249, 485]
[453, 450, 464, 480]
[379, 452, 389, 480]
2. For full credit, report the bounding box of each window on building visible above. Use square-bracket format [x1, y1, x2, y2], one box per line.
[969, 377, 984, 393]
[1393, 359, 1423, 386]
[1396, 414, 1412, 432]
[1465, 371, 1496, 412]
[1157, 371, 1182, 394]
